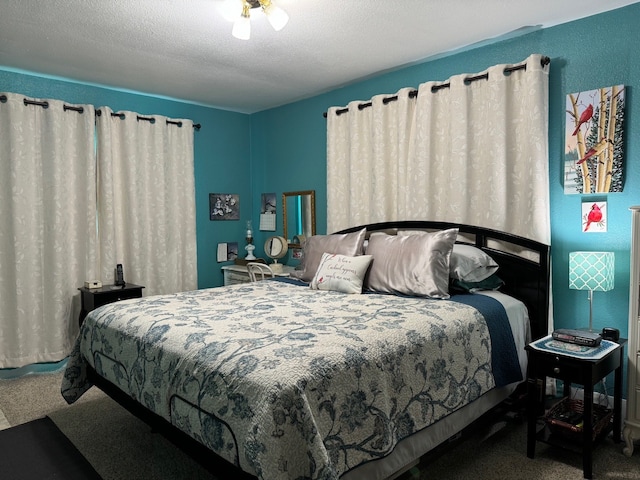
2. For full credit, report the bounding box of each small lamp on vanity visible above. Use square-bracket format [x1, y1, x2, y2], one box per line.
[245, 220, 256, 261]
[568, 251, 615, 332]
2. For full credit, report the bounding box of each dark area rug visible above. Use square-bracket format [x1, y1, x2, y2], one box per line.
[0, 416, 102, 480]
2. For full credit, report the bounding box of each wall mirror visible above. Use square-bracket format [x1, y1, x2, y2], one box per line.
[283, 190, 316, 248]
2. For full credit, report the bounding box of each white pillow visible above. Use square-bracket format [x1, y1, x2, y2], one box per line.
[310, 253, 373, 294]
[449, 244, 499, 282]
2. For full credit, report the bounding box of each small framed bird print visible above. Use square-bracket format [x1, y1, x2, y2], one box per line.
[582, 201, 607, 232]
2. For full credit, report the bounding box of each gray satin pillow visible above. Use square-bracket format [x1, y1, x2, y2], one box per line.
[450, 244, 499, 282]
[398, 232, 499, 282]
[290, 228, 367, 282]
[365, 228, 458, 298]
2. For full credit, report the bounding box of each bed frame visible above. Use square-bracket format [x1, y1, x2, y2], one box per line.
[84, 220, 550, 479]
[336, 220, 550, 341]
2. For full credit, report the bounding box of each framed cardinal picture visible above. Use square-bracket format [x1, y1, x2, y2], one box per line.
[564, 85, 625, 194]
[582, 201, 607, 233]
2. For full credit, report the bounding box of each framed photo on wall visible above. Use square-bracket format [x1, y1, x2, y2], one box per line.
[564, 85, 625, 194]
[216, 242, 239, 261]
[210, 193, 240, 220]
[261, 193, 276, 214]
[582, 201, 607, 232]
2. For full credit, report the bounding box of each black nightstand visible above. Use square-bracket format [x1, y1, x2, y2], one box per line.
[525, 338, 626, 479]
[78, 283, 144, 326]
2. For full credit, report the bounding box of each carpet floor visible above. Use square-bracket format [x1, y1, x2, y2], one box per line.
[0, 371, 639, 480]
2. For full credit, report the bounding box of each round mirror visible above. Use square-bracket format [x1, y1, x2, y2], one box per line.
[264, 236, 288, 260]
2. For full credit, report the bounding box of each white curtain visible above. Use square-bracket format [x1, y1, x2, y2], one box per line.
[0, 93, 97, 368]
[96, 108, 197, 296]
[327, 88, 416, 231]
[327, 54, 550, 245]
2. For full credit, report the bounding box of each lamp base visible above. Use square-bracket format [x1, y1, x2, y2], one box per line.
[576, 326, 595, 333]
[245, 243, 256, 261]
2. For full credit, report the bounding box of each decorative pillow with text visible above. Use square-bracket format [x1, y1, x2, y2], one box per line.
[310, 253, 373, 294]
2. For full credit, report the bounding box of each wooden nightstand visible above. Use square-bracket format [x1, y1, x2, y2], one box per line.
[78, 283, 144, 326]
[525, 338, 626, 479]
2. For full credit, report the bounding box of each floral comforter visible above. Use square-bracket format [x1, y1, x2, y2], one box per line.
[62, 279, 522, 480]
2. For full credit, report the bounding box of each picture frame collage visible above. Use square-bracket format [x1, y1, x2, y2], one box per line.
[564, 85, 625, 233]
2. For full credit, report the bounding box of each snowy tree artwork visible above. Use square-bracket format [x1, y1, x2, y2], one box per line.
[564, 85, 625, 194]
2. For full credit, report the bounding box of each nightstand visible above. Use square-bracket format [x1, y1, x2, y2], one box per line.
[525, 338, 626, 479]
[78, 283, 145, 326]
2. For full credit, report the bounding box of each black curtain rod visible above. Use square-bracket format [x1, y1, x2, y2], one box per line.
[323, 56, 550, 118]
[96, 109, 201, 130]
[0, 96, 201, 130]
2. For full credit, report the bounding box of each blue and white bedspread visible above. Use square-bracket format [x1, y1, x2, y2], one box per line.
[62, 280, 522, 480]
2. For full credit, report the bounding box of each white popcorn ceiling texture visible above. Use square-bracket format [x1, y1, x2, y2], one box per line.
[0, 0, 636, 113]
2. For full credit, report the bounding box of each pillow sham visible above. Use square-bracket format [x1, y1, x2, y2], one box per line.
[290, 228, 367, 282]
[398, 231, 499, 282]
[365, 228, 458, 298]
[310, 253, 373, 294]
[450, 273, 504, 293]
[449, 244, 499, 282]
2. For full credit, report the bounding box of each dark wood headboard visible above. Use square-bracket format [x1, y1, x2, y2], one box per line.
[334, 221, 550, 341]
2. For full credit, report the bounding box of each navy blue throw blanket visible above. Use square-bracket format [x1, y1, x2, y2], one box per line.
[450, 293, 522, 387]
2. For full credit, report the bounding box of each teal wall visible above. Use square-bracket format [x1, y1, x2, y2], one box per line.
[252, 4, 640, 345]
[1, 4, 639, 359]
[0, 70, 251, 288]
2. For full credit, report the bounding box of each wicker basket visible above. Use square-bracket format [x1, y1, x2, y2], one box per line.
[545, 397, 613, 441]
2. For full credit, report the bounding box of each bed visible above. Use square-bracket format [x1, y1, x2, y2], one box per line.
[61, 221, 549, 480]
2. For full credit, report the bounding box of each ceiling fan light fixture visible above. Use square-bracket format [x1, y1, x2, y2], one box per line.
[260, 0, 289, 31]
[226, 0, 288, 39]
[232, 2, 252, 40]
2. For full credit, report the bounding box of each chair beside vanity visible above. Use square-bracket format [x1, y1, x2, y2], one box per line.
[222, 263, 297, 286]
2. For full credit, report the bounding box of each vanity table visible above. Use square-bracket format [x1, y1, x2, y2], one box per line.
[222, 264, 296, 286]
[221, 190, 315, 286]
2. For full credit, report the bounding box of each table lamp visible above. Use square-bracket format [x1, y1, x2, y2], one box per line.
[245, 220, 256, 261]
[568, 251, 615, 332]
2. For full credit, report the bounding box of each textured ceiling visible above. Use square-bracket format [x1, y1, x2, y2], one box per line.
[1, 0, 637, 113]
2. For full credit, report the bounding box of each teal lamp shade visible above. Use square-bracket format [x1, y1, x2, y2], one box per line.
[569, 251, 615, 331]
[569, 252, 615, 292]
